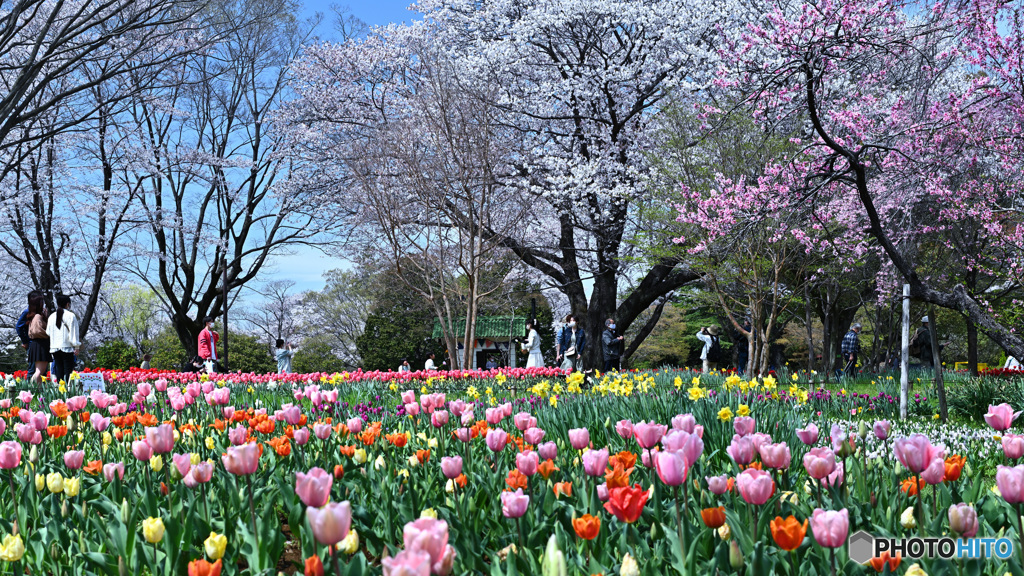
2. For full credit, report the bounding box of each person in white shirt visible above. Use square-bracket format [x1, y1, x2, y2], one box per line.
[696, 325, 722, 374]
[398, 358, 411, 372]
[521, 319, 544, 368]
[276, 339, 296, 374]
[47, 294, 80, 385]
[425, 352, 437, 371]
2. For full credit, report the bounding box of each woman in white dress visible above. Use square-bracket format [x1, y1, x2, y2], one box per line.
[522, 320, 544, 368]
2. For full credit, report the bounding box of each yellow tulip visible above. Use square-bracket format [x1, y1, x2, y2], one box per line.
[204, 532, 227, 560]
[143, 517, 165, 543]
[337, 529, 359, 555]
[34, 474, 44, 492]
[353, 449, 367, 464]
[150, 455, 163, 472]
[63, 476, 80, 497]
[420, 508, 437, 519]
[0, 533, 25, 562]
[46, 472, 64, 494]
[190, 453, 201, 465]
[102, 432, 112, 445]
[205, 437, 215, 450]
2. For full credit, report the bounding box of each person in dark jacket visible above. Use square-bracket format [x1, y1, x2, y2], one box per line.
[557, 315, 586, 371]
[15, 290, 41, 374]
[601, 318, 624, 372]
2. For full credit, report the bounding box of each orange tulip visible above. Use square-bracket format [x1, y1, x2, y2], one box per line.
[187, 559, 223, 576]
[454, 473, 468, 488]
[505, 469, 528, 490]
[333, 465, 344, 479]
[538, 459, 559, 480]
[603, 484, 649, 524]
[553, 482, 572, 498]
[82, 460, 102, 476]
[212, 419, 227, 432]
[610, 451, 637, 470]
[701, 506, 727, 529]
[900, 476, 925, 496]
[604, 463, 631, 489]
[770, 516, 808, 551]
[416, 449, 430, 464]
[138, 414, 158, 427]
[256, 420, 276, 435]
[304, 555, 324, 576]
[944, 455, 965, 482]
[47, 425, 68, 438]
[386, 433, 408, 447]
[572, 514, 601, 540]
[339, 445, 355, 457]
[869, 551, 901, 573]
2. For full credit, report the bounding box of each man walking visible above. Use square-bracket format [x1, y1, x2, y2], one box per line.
[841, 323, 862, 378]
[601, 318, 624, 372]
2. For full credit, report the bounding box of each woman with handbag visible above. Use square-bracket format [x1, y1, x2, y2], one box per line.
[521, 319, 545, 368]
[558, 315, 586, 371]
[25, 292, 52, 385]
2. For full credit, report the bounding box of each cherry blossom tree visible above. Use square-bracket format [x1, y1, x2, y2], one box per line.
[694, 0, 1024, 360]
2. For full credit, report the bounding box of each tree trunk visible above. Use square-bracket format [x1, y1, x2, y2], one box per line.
[928, 304, 947, 422]
[622, 298, 668, 367]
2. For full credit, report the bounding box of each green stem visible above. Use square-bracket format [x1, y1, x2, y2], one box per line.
[246, 474, 258, 549]
[332, 548, 343, 576]
[674, 485, 685, 560]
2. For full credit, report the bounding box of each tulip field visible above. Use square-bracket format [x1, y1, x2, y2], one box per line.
[0, 367, 1023, 575]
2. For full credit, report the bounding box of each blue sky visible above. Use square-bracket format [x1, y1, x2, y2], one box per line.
[268, 1, 419, 294]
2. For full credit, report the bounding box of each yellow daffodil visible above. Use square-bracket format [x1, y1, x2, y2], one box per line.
[717, 407, 734, 422]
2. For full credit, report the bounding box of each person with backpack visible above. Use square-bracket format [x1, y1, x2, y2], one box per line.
[47, 294, 80, 386]
[841, 323, 862, 378]
[697, 326, 722, 374]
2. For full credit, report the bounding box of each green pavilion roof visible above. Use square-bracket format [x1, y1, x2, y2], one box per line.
[431, 316, 527, 340]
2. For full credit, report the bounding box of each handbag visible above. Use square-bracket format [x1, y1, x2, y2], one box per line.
[564, 346, 576, 357]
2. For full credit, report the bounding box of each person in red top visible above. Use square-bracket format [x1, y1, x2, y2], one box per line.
[198, 316, 219, 370]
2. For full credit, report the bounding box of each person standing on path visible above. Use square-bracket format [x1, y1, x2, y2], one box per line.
[696, 326, 722, 374]
[601, 318, 624, 372]
[841, 323, 862, 378]
[26, 292, 51, 385]
[47, 294, 80, 386]
[197, 316, 220, 373]
[557, 315, 586, 372]
[16, 290, 41, 374]
[276, 339, 296, 374]
[522, 319, 545, 368]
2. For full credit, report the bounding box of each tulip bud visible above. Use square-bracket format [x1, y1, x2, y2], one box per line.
[620, 553, 639, 576]
[121, 499, 129, 524]
[901, 507, 917, 529]
[542, 534, 567, 576]
[68, 417, 77, 433]
[34, 474, 44, 492]
[717, 523, 731, 540]
[118, 556, 127, 576]
[29, 445, 38, 465]
[858, 421, 868, 440]
[729, 540, 744, 570]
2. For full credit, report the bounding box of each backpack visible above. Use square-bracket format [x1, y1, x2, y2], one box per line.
[706, 335, 722, 363]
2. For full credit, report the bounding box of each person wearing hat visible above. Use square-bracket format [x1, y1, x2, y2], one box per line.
[841, 323, 862, 378]
[697, 326, 722, 374]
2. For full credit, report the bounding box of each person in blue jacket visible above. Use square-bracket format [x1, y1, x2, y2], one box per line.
[15, 290, 41, 374]
[557, 315, 587, 371]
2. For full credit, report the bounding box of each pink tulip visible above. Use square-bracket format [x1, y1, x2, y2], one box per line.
[455, 428, 472, 443]
[661, 430, 689, 452]
[66, 396, 87, 412]
[873, 420, 891, 440]
[63, 450, 85, 470]
[440, 456, 463, 479]
[296, 467, 333, 508]
[802, 447, 836, 480]
[460, 413, 474, 427]
[0, 399, 9, 409]
[997, 465, 1024, 503]
[921, 457, 946, 485]
[103, 462, 125, 482]
[633, 421, 667, 449]
[347, 418, 363, 434]
[448, 400, 466, 417]
[985, 403, 1022, 431]
[583, 448, 609, 477]
[597, 482, 610, 501]
[222, 443, 260, 475]
[403, 518, 456, 576]
[402, 390, 416, 404]
[314, 423, 332, 440]
[30, 412, 48, 431]
[293, 428, 310, 446]
[229, 425, 248, 446]
[405, 403, 421, 416]
[823, 461, 844, 488]
[382, 550, 431, 576]
[948, 503, 979, 538]
[280, 405, 302, 425]
[431, 410, 450, 428]
[0, 419, 5, 437]
[1004, 434, 1024, 459]
[615, 419, 633, 439]
[672, 413, 696, 433]
[155, 379, 168, 392]
[132, 439, 153, 461]
[485, 429, 508, 452]
[749, 432, 772, 455]
[191, 461, 213, 483]
[758, 442, 792, 469]
[145, 424, 175, 454]
[568, 428, 590, 450]
[18, 391, 33, 404]
[894, 434, 944, 474]
[654, 451, 687, 486]
[172, 453, 192, 478]
[733, 416, 755, 436]
[810, 508, 849, 548]
[500, 403, 512, 418]
[500, 488, 529, 518]
[0, 441, 22, 469]
[516, 451, 539, 476]
[171, 396, 187, 411]
[306, 501, 352, 545]
[523, 427, 545, 445]
[726, 435, 755, 466]
[485, 407, 503, 425]
[538, 441, 557, 461]
[795, 422, 819, 445]
[736, 468, 774, 505]
[706, 474, 730, 495]
[514, 412, 534, 431]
